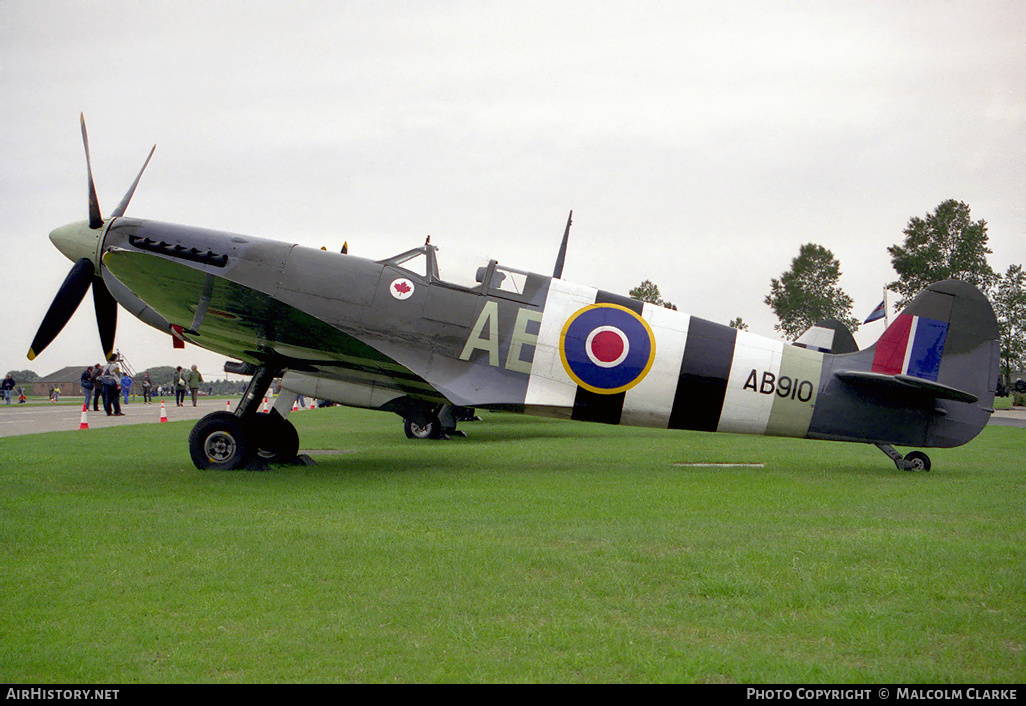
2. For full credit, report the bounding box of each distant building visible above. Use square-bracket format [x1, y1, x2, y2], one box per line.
[31, 366, 92, 398]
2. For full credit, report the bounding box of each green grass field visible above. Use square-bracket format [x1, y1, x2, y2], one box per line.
[1, 408, 1023, 683]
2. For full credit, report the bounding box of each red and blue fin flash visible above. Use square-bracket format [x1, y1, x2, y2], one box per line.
[872, 314, 949, 381]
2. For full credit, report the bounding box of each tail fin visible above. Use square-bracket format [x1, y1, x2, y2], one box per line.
[818, 280, 999, 448]
[866, 280, 998, 405]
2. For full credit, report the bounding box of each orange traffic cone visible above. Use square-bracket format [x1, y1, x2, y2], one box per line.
[79, 403, 89, 430]
[226, 399, 232, 411]
[310, 398, 316, 410]
[159, 400, 168, 423]
[292, 398, 299, 412]
[262, 396, 269, 413]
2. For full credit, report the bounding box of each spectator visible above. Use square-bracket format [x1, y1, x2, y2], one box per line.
[2, 374, 15, 404]
[174, 366, 186, 407]
[91, 364, 104, 411]
[80, 366, 94, 407]
[121, 373, 133, 405]
[100, 362, 123, 416]
[187, 365, 203, 407]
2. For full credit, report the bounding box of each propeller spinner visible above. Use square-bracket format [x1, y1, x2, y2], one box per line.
[27, 115, 155, 361]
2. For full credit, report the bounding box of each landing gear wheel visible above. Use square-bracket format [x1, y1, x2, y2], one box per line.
[189, 411, 257, 470]
[903, 451, 931, 472]
[252, 412, 300, 463]
[404, 417, 441, 440]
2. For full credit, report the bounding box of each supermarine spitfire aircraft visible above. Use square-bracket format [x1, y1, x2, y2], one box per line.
[29, 117, 1001, 472]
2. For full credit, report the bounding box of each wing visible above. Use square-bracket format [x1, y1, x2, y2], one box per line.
[102, 248, 445, 404]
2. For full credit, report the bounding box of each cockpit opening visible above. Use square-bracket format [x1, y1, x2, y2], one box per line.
[378, 238, 534, 303]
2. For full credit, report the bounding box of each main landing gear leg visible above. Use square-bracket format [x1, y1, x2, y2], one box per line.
[874, 443, 931, 472]
[189, 366, 306, 470]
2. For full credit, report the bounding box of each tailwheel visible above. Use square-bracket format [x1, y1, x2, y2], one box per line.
[875, 443, 933, 473]
[189, 411, 257, 470]
[903, 451, 931, 472]
[252, 411, 300, 463]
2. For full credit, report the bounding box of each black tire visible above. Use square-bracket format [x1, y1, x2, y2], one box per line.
[252, 412, 300, 463]
[404, 417, 439, 440]
[903, 450, 931, 472]
[189, 412, 256, 470]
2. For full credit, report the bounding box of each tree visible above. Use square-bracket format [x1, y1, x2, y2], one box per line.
[764, 243, 859, 341]
[993, 264, 1026, 385]
[887, 199, 997, 308]
[628, 280, 677, 310]
[4, 370, 39, 384]
[728, 317, 749, 331]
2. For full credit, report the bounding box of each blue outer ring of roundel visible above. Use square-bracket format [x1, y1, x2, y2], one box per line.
[560, 303, 657, 395]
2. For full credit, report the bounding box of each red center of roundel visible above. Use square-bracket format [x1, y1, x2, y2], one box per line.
[590, 330, 625, 364]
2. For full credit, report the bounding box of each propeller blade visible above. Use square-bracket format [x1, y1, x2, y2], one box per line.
[110, 144, 156, 219]
[552, 209, 572, 279]
[80, 113, 103, 229]
[92, 276, 118, 362]
[27, 258, 95, 361]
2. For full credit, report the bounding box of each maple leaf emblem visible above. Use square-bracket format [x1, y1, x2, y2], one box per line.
[394, 281, 412, 295]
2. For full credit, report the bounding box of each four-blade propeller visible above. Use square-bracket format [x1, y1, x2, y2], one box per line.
[27, 115, 154, 361]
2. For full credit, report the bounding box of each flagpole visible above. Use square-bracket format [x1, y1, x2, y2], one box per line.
[883, 286, 889, 328]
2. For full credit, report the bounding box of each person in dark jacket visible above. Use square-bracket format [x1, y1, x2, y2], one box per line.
[100, 362, 123, 416]
[80, 366, 94, 406]
[2, 374, 14, 405]
[91, 364, 104, 411]
[174, 366, 187, 406]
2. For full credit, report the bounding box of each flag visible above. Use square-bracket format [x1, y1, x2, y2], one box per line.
[864, 300, 886, 324]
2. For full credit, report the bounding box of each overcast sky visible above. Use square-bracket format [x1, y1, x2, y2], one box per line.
[2, 0, 1024, 382]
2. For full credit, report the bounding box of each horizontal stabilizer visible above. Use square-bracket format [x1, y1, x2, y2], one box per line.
[835, 370, 979, 404]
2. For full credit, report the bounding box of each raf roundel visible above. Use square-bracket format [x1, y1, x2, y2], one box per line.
[560, 303, 656, 394]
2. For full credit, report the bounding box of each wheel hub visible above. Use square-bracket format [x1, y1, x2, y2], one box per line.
[204, 431, 237, 463]
[409, 421, 432, 438]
